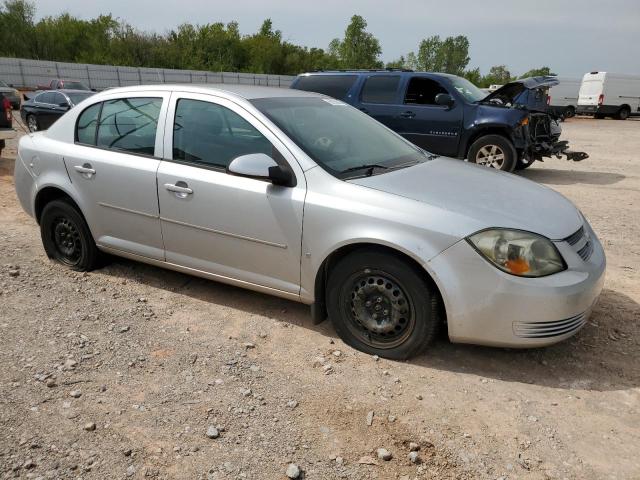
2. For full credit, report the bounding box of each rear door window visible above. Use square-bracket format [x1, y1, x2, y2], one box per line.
[293, 75, 357, 100]
[37, 92, 55, 104]
[404, 77, 449, 105]
[361, 76, 400, 104]
[96, 98, 162, 156]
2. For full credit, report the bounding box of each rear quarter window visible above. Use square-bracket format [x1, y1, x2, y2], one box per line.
[361, 75, 400, 104]
[293, 75, 357, 100]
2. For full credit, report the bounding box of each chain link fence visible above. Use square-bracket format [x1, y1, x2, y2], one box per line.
[0, 57, 296, 90]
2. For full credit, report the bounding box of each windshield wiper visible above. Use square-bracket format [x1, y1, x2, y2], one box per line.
[340, 164, 389, 177]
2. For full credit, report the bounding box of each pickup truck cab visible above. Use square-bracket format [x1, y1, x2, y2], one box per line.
[0, 92, 16, 157]
[291, 71, 586, 171]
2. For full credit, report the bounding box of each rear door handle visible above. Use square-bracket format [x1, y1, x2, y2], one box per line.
[164, 182, 193, 198]
[74, 163, 96, 177]
[400, 111, 416, 118]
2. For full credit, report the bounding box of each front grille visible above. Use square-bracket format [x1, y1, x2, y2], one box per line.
[577, 240, 593, 261]
[562, 225, 593, 261]
[564, 226, 585, 246]
[513, 313, 587, 338]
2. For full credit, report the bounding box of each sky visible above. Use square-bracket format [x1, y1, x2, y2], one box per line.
[30, 0, 640, 78]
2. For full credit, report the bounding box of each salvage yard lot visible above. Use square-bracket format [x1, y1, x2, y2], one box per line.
[0, 118, 638, 479]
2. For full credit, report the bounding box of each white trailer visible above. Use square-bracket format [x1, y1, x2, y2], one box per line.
[548, 77, 581, 118]
[577, 72, 640, 120]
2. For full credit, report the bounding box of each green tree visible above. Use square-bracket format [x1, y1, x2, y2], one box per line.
[0, 0, 36, 58]
[519, 66, 555, 78]
[463, 67, 482, 86]
[414, 35, 469, 74]
[329, 15, 382, 69]
[483, 65, 512, 86]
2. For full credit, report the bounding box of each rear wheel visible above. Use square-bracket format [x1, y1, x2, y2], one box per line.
[326, 249, 440, 360]
[564, 106, 575, 119]
[40, 199, 100, 271]
[27, 114, 38, 132]
[467, 134, 517, 172]
[616, 106, 630, 120]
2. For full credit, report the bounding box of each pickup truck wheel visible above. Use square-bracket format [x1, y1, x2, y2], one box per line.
[40, 199, 100, 271]
[27, 114, 38, 132]
[616, 106, 630, 120]
[467, 135, 516, 172]
[326, 249, 439, 360]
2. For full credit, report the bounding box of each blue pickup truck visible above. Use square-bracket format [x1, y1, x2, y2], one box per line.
[291, 70, 587, 171]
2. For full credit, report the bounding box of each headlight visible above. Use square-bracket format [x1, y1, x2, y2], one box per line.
[467, 229, 565, 277]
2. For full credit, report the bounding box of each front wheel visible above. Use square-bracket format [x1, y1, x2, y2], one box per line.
[40, 199, 100, 271]
[467, 134, 517, 172]
[326, 249, 440, 360]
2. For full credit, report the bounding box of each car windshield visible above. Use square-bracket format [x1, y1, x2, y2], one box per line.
[449, 77, 487, 103]
[67, 92, 93, 105]
[64, 81, 89, 90]
[251, 97, 428, 178]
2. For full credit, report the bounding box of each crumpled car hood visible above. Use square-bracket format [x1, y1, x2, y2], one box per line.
[349, 157, 582, 240]
[483, 76, 560, 105]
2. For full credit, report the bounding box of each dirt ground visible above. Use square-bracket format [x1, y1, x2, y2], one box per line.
[0, 116, 638, 480]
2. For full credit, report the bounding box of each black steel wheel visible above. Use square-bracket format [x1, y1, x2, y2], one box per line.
[327, 249, 440, 359]
[40, 199, 100, 271]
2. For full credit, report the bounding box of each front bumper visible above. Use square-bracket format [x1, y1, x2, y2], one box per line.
[428, 222, 605, 348]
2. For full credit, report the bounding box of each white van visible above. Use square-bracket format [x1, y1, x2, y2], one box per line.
[548, 77, 581, 118]
[577, 72, 640, 120]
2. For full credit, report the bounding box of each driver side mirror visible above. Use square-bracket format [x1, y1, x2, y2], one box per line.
[227, 153, 295, 187]
[435, 93, 454, 109]
[58, 101, 70, 109]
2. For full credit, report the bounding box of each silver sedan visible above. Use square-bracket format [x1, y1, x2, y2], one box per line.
[14, 85, 605, 359]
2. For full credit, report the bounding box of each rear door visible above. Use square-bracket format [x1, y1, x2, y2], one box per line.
[578, 74, 604, 106]
[394, 75, 463, 157]
[62, 93, 170, 260]
[354, 75, 403, 129]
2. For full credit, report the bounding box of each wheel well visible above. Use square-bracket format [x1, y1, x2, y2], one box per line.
[34, 187, 79, 224]
[620, 104, 631, 112]
[313, 243, 447, 325]
[464, 127, 513, 157]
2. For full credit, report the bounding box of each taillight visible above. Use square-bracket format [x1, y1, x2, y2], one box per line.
[2, 97, 10, 122]
[598, 94, 604, 106]
[546, 95, 551, 105]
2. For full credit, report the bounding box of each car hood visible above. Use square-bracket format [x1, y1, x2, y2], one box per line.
[482, 76, 559, 104]
[349, 157, 582, 240]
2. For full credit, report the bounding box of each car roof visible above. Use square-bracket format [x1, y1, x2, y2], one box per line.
[89, 84, 322, 100]
[297, 70, 461, 80]
[58, 89, 94, 94]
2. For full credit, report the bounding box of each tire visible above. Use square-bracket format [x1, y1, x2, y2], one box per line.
[616, 106, 630, 120]
[564, 106, 575, 119]
[467, 134, 517, 172]
[326, 249, 440, 360]
[27, 114, 38, 132]
[40, 199, 100, 271]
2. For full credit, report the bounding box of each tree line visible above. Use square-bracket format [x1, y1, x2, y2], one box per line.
[0, 1, 553, 87]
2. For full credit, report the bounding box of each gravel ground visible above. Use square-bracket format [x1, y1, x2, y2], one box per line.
[0, 116, 638, 480]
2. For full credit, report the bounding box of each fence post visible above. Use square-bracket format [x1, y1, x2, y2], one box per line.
[55, 62, 60, 79]
[86, 64, 92, 89]
[116, 67, 121, 87]
[18, 59, 26, 88]
[138, 68, 142, 85]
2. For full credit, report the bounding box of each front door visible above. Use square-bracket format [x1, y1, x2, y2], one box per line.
[156, 93, 306, 295]
[394, 76, 463, 157]
[63, 93, 170, 260]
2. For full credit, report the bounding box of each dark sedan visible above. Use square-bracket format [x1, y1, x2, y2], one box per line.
[21, 89, 94, 132]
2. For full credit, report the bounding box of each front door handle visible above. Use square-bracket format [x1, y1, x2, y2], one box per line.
[74, 163, 96, 178]
[400, 110, 416, 119]
[164, 181, 193, 198]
